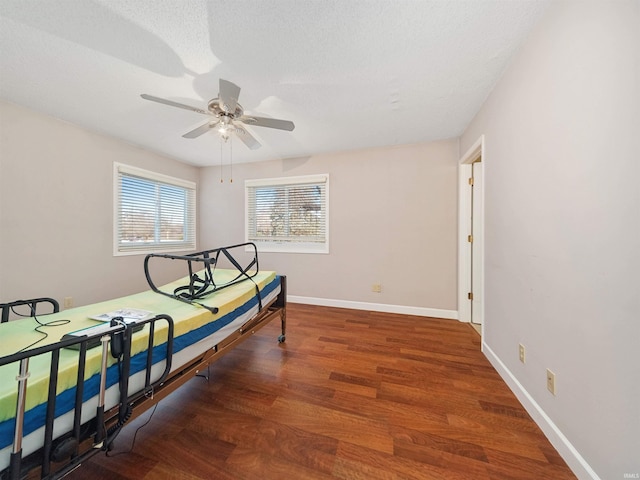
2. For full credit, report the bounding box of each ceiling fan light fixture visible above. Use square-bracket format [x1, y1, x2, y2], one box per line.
[217, 118, 233, 141]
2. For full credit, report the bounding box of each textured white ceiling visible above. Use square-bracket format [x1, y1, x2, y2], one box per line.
[0, 0, 549, 166]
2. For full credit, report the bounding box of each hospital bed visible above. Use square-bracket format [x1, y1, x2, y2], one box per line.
[0, 243, 286, 480]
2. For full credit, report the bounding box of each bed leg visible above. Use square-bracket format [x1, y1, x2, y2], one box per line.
[277, 276, 287, 344]
[278, 308, 286, 343]
[196, 364, 210, 381]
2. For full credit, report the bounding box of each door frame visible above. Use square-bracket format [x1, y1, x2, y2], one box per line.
[458, 135, 485, 324]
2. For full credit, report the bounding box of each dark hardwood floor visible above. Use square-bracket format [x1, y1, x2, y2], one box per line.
[67, 303, 576, 479]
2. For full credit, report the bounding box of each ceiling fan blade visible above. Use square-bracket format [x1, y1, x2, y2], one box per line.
[141, 94, 208, 115]
[235, 127, 261, 150]
[218, 79, 241, 113]
[182, 121, 218, 139]
[239, 115, 295, 131]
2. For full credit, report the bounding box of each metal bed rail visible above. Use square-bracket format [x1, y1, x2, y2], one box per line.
[144, 242, 260, 313]
[0, 298, 60, 324]
[0, 314, 174, 480]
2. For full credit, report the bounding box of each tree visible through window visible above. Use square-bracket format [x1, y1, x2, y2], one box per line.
[246, 175, 329, 253]
[114, 163, 196, 255]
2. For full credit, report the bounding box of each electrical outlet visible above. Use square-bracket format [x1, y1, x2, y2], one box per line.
[63, 297, 73, 309]
[519, 344, 526, 363]
[546, 369, 556, 395]
[371, 284, 382, 293]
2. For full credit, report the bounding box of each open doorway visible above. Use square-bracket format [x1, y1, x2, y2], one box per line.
[458, 136, 484, 336]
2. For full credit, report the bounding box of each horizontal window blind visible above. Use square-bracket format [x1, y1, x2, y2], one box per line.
[114, 163, 196, 255]
[246, 174, 329, 253]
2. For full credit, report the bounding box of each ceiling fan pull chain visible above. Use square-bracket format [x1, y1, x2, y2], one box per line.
[230, 136, 233, 183]
[220, 139, 223, 183]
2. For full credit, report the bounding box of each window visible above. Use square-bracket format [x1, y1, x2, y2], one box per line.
[114, 163, 196, 255]
[246, 174, 329, 254]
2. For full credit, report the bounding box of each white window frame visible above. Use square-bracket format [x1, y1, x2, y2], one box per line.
[245, 174, 329, 254]
[113, 162, 196, 256]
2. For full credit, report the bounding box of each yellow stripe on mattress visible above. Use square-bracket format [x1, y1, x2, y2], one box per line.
[0, 269, 276, 423]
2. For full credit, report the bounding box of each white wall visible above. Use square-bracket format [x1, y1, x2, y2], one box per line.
[200, 140, 459, 315]
[461, 1, 640, 479]
[0, 100, 199, 306]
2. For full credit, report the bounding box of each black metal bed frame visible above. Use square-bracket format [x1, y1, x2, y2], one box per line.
[144, 242, 261, 313]
[1, 243, 287, 480]
[1, 298, 60, 324]
[0, 314, 174, 480]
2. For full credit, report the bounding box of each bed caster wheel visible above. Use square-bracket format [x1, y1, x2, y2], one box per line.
[278, 334, 286, 343]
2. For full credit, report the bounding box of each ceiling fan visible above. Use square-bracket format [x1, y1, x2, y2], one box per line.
[140, 79, 295, 150]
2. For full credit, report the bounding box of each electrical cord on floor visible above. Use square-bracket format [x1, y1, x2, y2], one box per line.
[14, 307, 70, 353]
[105, 403, 159, 458]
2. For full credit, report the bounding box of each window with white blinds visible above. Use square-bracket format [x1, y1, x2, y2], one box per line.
[114, 163, 196, 255]
[245, 174, 329, 254]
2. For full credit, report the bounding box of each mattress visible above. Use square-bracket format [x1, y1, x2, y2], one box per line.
[0, 269, 281, 470]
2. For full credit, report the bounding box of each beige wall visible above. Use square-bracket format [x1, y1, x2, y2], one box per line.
[461, 1, 640, 478]
[0, 101, 459, 314]
[0, 100, 199, 306]
[200, 140, 459, 313]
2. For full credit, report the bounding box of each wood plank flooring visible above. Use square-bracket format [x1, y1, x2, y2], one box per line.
[67, 304, 576, 479]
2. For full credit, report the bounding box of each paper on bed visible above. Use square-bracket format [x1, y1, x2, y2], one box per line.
[89, 308, 152, 322]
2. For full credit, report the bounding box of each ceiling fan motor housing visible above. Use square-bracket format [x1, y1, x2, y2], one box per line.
[208, 98, 243, 119]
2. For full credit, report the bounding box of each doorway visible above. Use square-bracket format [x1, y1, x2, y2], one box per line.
[458, 136, 484, 333]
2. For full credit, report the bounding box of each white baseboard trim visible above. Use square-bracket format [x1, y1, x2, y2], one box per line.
[288, 295, 458, 320]
[482, 342, 601, 480]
